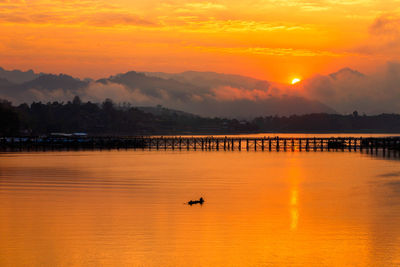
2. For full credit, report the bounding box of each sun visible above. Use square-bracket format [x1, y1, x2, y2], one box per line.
[291, 78, 301, 84]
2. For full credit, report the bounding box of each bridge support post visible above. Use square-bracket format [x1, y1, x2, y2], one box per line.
[276, 137, 280, 151]
[370, 139, 373, 153]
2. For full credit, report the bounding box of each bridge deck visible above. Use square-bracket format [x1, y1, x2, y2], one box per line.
[2, 136, 400, 151]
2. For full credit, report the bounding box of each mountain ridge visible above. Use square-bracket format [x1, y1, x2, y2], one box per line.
[0, 67, 336, 118]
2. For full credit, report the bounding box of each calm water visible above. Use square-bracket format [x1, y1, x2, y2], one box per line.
[1, 146, 400, 266]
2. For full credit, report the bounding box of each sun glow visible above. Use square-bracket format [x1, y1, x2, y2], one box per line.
[291, 78, 301, 84]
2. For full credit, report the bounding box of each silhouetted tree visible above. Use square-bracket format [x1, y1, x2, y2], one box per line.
[1, 96, 400, 136]
[72, 96, 82, 105]
[0, 99, 20, 135]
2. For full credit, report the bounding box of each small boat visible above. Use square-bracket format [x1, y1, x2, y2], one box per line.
[188, 197, 204, 205]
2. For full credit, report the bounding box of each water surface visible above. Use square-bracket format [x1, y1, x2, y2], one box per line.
[1, 149, 400, 266]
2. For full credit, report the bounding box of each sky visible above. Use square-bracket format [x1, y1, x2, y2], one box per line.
[1, 0, 400, 83]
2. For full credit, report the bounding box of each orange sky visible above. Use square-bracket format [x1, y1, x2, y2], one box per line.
[1, 0, 400, 83]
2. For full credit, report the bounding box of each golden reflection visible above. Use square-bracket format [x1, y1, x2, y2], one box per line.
[2, 150, 399, 266]
[290, 189, 299, 230]
[287, 157, 302, 231]
[291, 189, 298, 206]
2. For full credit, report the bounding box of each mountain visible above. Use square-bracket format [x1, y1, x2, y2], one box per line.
[0, 67, 42, 84]
[144, 71, 271, 91]
[0, 73, 88, 104]
[138, 105, 198, 118]
[0, 78, 18, 101]
[0, 78, 14, 87]
[99, 71, 208, 102]
[99, 70, 334, 118]
[329, 68, 365, 80]
[184, 96, 335, 118]
[0, 67, 335, 118]
[23, 74, 88, 91]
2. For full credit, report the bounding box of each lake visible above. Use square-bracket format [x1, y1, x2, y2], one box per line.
[1, 138, 400, 266]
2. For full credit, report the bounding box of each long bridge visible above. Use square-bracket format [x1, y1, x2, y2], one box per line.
[2, 136, 400, 151]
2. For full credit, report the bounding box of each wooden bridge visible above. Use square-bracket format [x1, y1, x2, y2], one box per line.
[137, 136, 400, 151]
[2, 136, 400, 151]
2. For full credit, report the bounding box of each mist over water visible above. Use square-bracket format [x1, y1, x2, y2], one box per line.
[1, 143, 400, 266]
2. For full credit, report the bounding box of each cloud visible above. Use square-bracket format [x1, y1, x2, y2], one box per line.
[162, 16, 312, 33]
[184, 2, 226, 10]
[83, 81, 269, 106]
[191, 45, 344, 57]
[369, 14, 400, 35]
[163, 1, 226, 13]
[0, 70, 333, 117]
[27, 88, 75, 103]
[378, 171, 400, 178]
[82, 82, 155, 104]
[13, 81, 160, 106]
[211, 86, 271, 101]
[354, 13, 400, 55]
[82, 12, 155, 27]
[0, 0, 155, 27]
[84, 79, 331, 117]
[295, 61, 400, 114]
[105, 62, 400, 116]
[4, 62, 400, 117]
[260, 0, 372, 8]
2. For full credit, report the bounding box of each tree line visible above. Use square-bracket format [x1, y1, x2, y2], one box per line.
[0, 97, 255, 136]
[1, 97, 400, 136]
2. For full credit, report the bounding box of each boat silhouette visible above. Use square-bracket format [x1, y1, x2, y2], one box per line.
[188, 197, 204, 205]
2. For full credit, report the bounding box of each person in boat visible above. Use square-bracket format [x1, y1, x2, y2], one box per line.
[188, 197, 204, 205]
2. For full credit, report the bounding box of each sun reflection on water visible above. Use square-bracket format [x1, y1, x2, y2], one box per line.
[287, 157, 302, 231]
[290, 189, 299, 230]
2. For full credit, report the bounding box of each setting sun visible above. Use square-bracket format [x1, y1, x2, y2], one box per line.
[291, 78, 301, 84]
